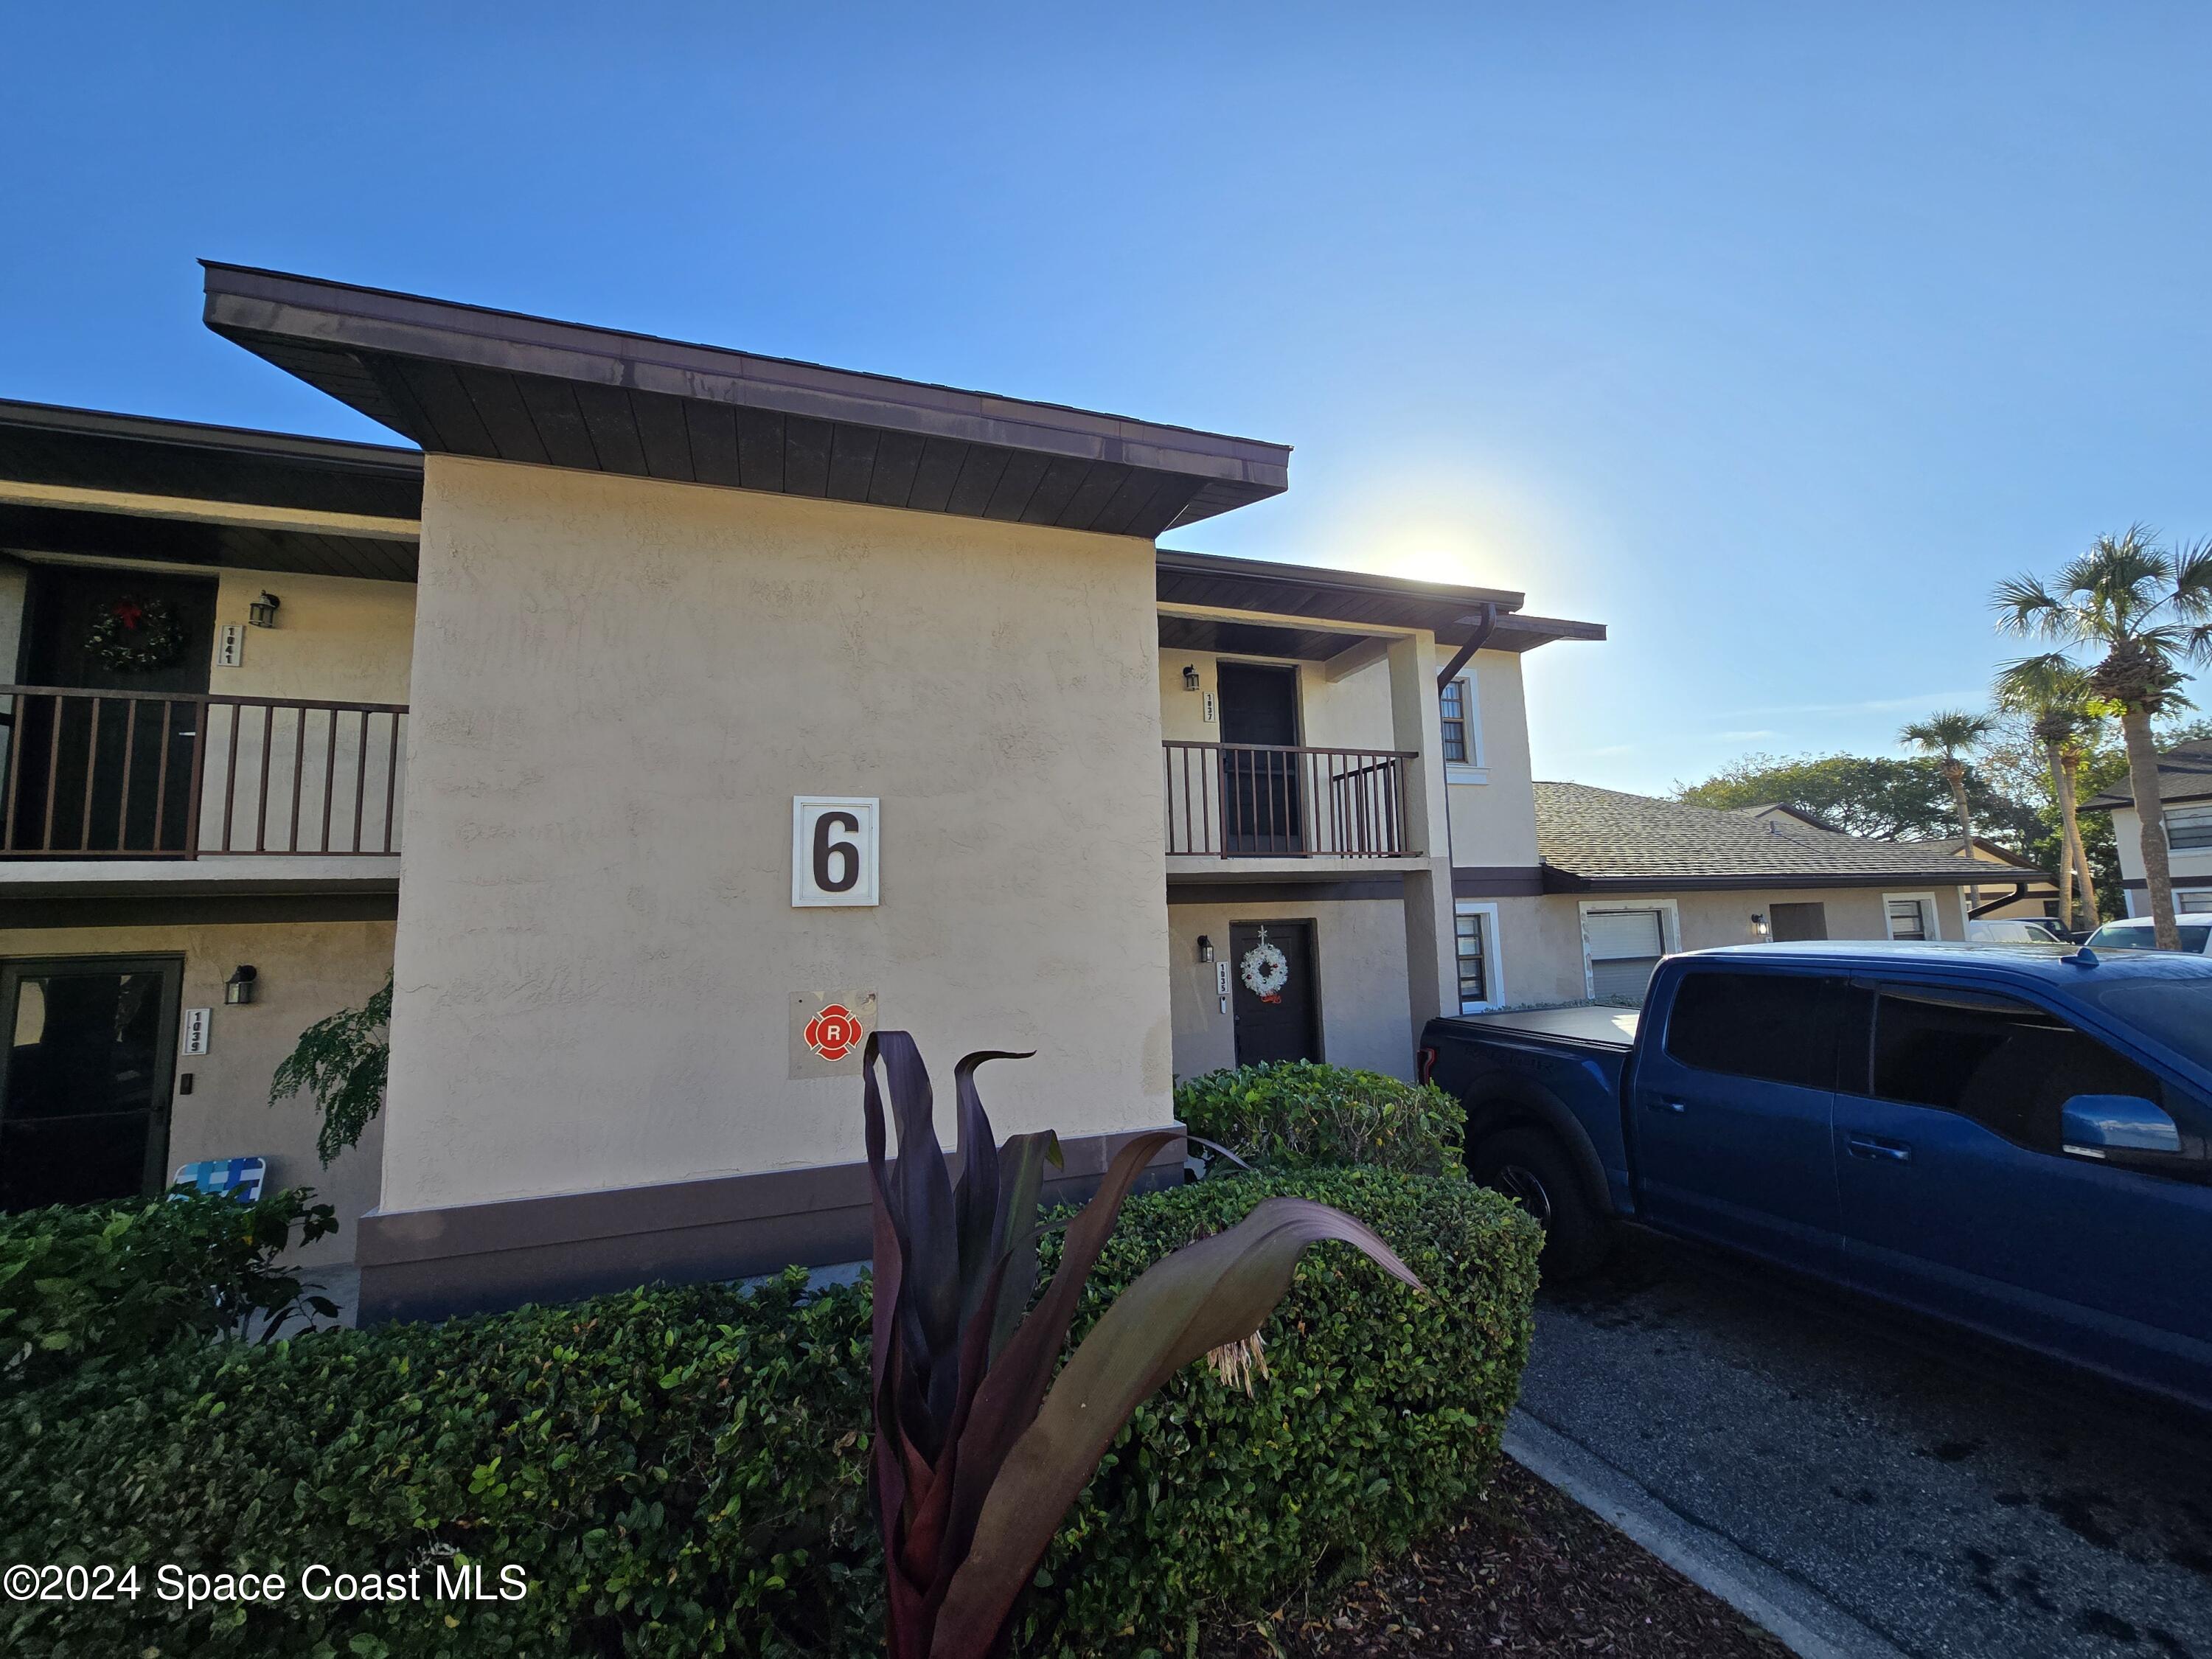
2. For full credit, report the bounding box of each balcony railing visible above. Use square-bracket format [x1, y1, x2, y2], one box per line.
[1164, 740, 1416, 858]
[0, 685, 408, 858]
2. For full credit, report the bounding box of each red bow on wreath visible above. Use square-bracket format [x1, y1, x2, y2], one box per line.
[110, 601, 145, 630]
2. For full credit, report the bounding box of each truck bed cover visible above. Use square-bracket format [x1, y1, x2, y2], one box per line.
[1447, 1004, 1640, 1049]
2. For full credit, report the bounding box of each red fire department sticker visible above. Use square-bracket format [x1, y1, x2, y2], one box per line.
[805, 1002, 865, 1062]
[789, 991, 876, 1078]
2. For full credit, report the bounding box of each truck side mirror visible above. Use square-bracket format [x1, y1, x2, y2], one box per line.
[2062, 1094, 2182, 1158]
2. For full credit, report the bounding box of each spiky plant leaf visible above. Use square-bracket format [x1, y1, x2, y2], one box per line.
[930, 1197, 1421, 1654]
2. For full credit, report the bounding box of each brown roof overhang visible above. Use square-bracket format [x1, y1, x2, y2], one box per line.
[202, 262, 1289, 540]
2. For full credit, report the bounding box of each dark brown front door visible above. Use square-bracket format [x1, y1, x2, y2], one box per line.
[1217, 661, 1301, 854]
[1230, 921, 1321, 1066]
[9, 567, 215, 852]
[0, 956, 182, 1211]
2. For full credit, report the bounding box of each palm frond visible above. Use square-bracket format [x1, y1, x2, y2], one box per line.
[1992, 653, 2093, 715]
[2170, 536, 2212, 620]
[1990, 572, 2067, 638]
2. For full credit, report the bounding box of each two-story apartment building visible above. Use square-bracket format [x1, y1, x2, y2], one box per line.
[2084, 740, 2212, 918]
[1, 263, 1606, 1321]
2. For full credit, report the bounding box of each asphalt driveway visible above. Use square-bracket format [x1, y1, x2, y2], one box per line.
[1516, 1232, 2212, 1659]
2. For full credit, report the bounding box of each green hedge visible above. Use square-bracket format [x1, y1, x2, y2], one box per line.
[0, 1189, 336, 1393]
[1176, 1062, 1467, 1175]
[1, 1167, 1537, 1659]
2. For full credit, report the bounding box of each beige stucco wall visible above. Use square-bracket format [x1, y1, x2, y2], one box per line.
[1441, 649, 1541, 870]
[383, 456, 1173, 1212]
[1486, 894, 1589, 1006]
[209, 570, 415, 704]
[0, 919, 394, 1264]
[1166, 897, 1415, 1082]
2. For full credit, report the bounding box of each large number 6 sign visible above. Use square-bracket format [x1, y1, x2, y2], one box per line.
[813, 810, 861, 892]
[793, 798, 880, 907]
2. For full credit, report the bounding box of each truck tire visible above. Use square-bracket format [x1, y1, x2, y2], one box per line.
[1468, 1127, 1610, 1280]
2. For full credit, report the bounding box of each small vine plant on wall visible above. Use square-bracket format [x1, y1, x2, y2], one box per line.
[269, 975, 392, 1165]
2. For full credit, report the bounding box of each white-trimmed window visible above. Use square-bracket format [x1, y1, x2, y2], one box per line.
[1454, 900, 1503, 1012]
[2179, 891, 2212, 914]
[1439, 677, 1484, 779]
[1884, 894, 1938, 942]
[2166, 804, 2212, 852]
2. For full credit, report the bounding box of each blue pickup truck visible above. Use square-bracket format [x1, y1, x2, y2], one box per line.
[1419, 941, 2212, 1411]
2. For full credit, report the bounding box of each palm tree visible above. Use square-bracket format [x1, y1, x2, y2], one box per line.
[1899, 709, 1994, 909]
[1992, 656, 2101, 931]
[1994, 525, 2212, 950]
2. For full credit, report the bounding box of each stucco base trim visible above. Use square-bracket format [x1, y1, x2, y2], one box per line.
[355, 1125, 1186, 1324]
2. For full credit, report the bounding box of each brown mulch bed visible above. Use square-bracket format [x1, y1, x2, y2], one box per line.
[1202, 1458, 1793, 1658]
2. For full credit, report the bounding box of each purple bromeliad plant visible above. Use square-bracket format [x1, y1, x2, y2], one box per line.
[861, 1030, 1423, 1659]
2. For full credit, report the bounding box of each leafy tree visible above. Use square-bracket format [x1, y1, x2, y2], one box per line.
[1674, 751, 2020, 844]
[1994, 526, 2212, 948]
[268, 975, 391, 1165]
[1899, 710, 1996, 905]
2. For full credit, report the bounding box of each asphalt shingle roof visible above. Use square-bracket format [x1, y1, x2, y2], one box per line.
[1534, 782, 2010, 887]
[2081, 742, 2212, 810]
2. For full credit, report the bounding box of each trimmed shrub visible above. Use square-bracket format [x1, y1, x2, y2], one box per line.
[1176, 1061, 1467, 1175]
[0, 1169, 1536, 1659]
[0, 1188, 337, 1392]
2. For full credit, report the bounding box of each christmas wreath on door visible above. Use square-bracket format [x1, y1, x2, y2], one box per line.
[86, 595, 187, 674]
[1239, 925, 1291, 1004]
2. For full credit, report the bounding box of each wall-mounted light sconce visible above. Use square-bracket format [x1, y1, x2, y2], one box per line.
[1182, 664, 1201, 691]
[1197, 935, 1214, 963]
[1750, 913, 1770, 941]
[224, 964, 259, 1006]
[248, 592, 282, 628]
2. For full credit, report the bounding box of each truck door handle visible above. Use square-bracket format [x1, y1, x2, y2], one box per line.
[1846, 1133, 1912, 1164]
[1649, 1099, 1686, 1114]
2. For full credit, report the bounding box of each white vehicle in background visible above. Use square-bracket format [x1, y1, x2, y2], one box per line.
[2083, 917, 2212, 955]
[1966, 917, 2067, 945]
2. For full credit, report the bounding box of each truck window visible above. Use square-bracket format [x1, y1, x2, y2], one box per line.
[1860, 986, 2161, 1155]
[1663, 973, 1842, 1089]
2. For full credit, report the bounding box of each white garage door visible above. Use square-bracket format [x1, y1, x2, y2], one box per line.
[1585, 908, 1667, 1004]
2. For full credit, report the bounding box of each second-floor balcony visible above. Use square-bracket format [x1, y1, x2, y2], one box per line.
[1164, 740, 1417, 858]
[1, 685, 408, 860]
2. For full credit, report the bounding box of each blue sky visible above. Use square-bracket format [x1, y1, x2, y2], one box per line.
[9, 4, 2210, 793]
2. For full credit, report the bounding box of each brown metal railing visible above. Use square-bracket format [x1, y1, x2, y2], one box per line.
[0, 685, 407, 858]
[1164, 740, 1416, 858]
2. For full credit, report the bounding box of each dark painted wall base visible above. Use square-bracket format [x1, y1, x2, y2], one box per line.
[355, 1125, 1186, 1324]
